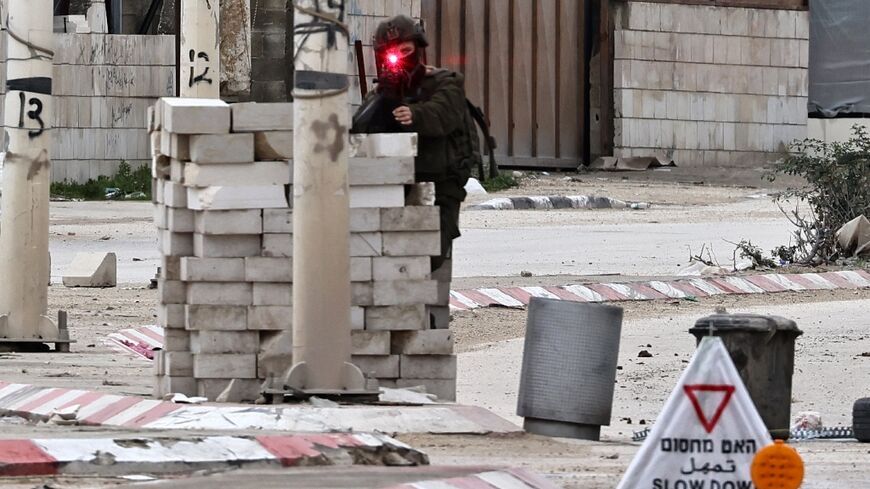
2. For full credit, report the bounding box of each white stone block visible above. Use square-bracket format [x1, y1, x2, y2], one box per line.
[350, 185, 405, 208]
[170, 159, 186, 183]
[189, 133, 255, 163]
[254, 131, 293, 160]
[163, 352, 194, 376]
[152, 155, 170, 180]
[158, 303, 186, 329]
[400, 355, 456, 379]
[183, 161, 289, 187]
[186, 304, 248, 330]
[365, 304, 427, 331]
[191, 331, 259, 354]
[158, 279, 186, 305]
[162, 97, 231, 134]
[166, 207, 194, 232]
[181, 257, 246, 282]
[350, 208, 381, 232]
[380, 206, 440, 231]
[194, 234, 261, 258]
[62, 252, 117, 287]
[194, 209, 263, 235]
[373, 280, 439, 306]
[351, 257, 372, 282]
[262, 233, 292, 257]
[193, 354, 257, 379]
[200, 379, 262, 402]
[245, 257, 293, 282]
[351, 355, 399, 379]
[351, 306, 365, 330]
[160, 230, 194, 257]
[252, 283, 292, 306]
[187, 185, 288, 210]
[154, 376, 196, 397]
[164, 329, 192, 351]
[372, 256, 430, 281]
[382, 231, 441, 257]
[350, 232, 383, 257]
[263, 209, 292, 233]
[160, 131, 190, 160]
[392, 330, 453, 355]
[231, 102, 294, 132]
[247, 306, 292, 330]
[164, 181, 188, 208]
[352, 331, 391, 356]
[186, 282, 253, 306]
[352, 282, 374, 306]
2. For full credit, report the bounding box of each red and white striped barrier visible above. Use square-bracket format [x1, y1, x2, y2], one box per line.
[448, 270, 870, 310]
[106, 270, 870, 360]
[0, 382, 518, 435]
[384, 468, 561, 489]
[0, 433, 425, 477]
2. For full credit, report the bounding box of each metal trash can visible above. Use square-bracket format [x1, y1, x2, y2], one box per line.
[517, 298, 623, 440]
[690, 313, 803, 439]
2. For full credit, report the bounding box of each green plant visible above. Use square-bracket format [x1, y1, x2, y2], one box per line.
[51, 161, 151, 201]
[481, 173, 519, 193]
[767, 125, 870, 264]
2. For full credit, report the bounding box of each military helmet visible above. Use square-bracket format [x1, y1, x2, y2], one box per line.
[374, 15, 429, 51]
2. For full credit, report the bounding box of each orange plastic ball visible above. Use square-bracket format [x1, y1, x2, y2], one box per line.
[751, 440, 804, 489]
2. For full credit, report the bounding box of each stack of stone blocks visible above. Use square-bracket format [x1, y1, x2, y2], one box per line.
[611, 2, 809, 168]
[150, 97, 456, 402]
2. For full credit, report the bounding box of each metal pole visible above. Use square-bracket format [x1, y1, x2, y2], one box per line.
[179, 0, 219, 99]
[283, 0, 366, 393]
[0, 0, 61, 341]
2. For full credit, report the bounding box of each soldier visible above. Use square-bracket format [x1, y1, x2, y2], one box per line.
[352, 15, 479, 272]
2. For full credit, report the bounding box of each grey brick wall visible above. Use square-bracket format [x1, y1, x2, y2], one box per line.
[612, 2, 809, 168]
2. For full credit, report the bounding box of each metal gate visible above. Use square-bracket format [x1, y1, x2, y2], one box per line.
[421, 0, 589, 169]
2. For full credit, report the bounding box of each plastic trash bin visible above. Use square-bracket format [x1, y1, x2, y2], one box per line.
[690, 313, 803, 439]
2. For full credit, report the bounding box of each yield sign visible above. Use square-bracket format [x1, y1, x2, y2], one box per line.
[684, 384, 736, 433]
[615, 337, 772, 489]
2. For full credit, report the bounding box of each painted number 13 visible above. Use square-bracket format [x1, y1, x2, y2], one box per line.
[18, 92, 45, 138]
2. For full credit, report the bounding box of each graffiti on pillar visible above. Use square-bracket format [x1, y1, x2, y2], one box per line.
[7, 77, 51, 139]
[188, 50, 214, 87]
[295, 0, 347, 49]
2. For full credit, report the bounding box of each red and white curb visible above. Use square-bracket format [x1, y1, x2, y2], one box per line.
[0, 433, 425, 477]
[106, 270, 870, 360]
[0, 382, 518, 435]
[384, 468, 560, 489]
[448, 269, 870, 310]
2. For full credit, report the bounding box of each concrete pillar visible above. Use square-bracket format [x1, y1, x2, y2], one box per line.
[179, 0, 219, 98]
[284, 0, 365, 392]
[0, 0, 60, 340]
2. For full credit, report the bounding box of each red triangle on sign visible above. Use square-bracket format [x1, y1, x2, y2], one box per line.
[683, 384, 736, 434]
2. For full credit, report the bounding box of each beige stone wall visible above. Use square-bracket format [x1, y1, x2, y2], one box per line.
[612, 2, 809, 168]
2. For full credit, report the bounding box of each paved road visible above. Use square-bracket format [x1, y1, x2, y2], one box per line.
[46, 196, 792, 283]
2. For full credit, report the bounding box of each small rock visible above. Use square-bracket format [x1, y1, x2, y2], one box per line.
[99, 236, 111, 241]
[132, 257, 144, 262]
[520, 270, 533, 278]
[638, 350, 653, 358]
[602, 454, 619, 460]
[512, 171, 525, 178]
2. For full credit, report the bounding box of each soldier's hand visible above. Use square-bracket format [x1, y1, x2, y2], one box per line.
[393, 106, 413, 126]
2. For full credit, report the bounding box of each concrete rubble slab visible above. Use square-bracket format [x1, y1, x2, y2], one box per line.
[0, 382, 520, 435]
[0, 433, 425, 477]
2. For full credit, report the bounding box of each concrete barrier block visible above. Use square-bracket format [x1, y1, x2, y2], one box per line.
[158, 279, 186, 304]
[263, 209, 292, 233]
[189, 133, 254, 163]
[245, 257, 293, 282]
[262, 233, 292, 257]
[382, 231, 441, 257]
[186, 304, 248, 330]
[365, 304, 427, 331]
[400, 355, 457, 379]
[350, 232, 383, 257]
[166, 207, 194, 233]
[193, 353, 257, 379]
[395, 379, 456, 402]
[380, 206, 440, 231]
[194, 234, 261, 258]
[247, 306, 291, 330]
[158, 303, 186, 330]
[231, 102, 294, 132]
[186, 282, 253, 306]
[254, 131, 293, 160]
[351, 355, 400, 379]
[372, 257, 430, 281]
[350, 133, 418, 158]
[62, 252, 117, 287]
[194, 209, 263, 235]
[162, 97, 231, 134]
[184, 161, 289, 187]
[350, 185, 405, 208]
[252, 283, 292, 306]
[163, 352, 194, 376]
[392, 330, 453, 355]
[187, 186, 288, 210]
[352, 331, 391, 356]
[163, 328, 191, 352]
[191, 331, 259, 354]
[181, 257, 246, 282]
[351, 257, 372, 282]
[154, 375, 196, 397]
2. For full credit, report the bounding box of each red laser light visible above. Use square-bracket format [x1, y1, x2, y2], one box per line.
[387, 53, 400, 66]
